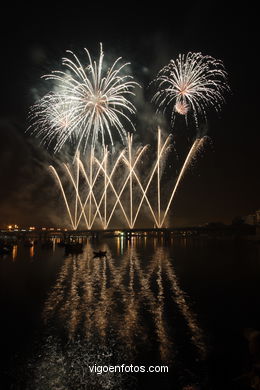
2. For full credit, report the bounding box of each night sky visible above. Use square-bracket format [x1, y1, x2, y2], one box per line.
[0, 3, 258, 227]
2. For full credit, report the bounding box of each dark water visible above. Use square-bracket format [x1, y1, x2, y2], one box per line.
[0, 237, 260, 389]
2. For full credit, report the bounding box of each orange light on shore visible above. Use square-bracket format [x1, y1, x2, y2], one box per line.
[8, 224, 19, 230]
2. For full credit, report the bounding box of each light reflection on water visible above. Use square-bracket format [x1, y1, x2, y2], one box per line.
[24, 238, 207, 389]
[2, 237, 260, 389]
[12, 244, 18, 261]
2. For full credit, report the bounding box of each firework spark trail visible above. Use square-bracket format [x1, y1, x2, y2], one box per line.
[91, 152, 127, 228]
[89, 152, 93, 225]
[126, 160, 159, 227]
[51, 150, 107, 230]
[104, 148, 108, 228]
[74, 154, 80, 228]
[160, 137, 206, 227]
[132, 128, 171, 227]
[94, 142, 149, 229]
[63, 163, 90, 229]
[129, 134, 133, 228]
[77, 150, 110, 229]
[74, 149, 128, 229]
[50, 131, 206, 230]
[49, 166, 76, 229]
[86, 151, 127, 228]
[94, 154, 132, 228]
[105, 141, 148, 229]
[152, 52, 229, 125]
[157, 128, 161, 225]
[29, 44, 138, 154]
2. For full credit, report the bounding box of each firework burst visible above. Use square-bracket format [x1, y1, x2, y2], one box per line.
[152, 52, 229, 125]
[29, 44, 138, 153]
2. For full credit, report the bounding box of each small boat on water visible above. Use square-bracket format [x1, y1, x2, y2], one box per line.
[93, 250, 107, 258]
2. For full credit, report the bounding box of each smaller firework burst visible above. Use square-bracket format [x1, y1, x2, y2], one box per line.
[152, 52, 229, 125]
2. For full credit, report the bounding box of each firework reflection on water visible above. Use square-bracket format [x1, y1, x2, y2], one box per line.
[24, 240, 206, 389]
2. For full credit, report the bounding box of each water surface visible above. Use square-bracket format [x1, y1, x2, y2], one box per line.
[0, 237, 259, 389]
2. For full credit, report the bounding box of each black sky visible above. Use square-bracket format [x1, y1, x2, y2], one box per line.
[0, 3, 258, 227]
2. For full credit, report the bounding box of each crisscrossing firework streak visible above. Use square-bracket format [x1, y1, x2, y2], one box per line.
[50, 129, 206, 229]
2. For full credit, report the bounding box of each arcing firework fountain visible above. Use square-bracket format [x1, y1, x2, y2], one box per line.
[28, 45, 229, 229]
[49, 128, 206, 229]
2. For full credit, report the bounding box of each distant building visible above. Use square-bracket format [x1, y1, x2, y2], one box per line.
[244, 214, 257, 225]
[244, 209, 260, 225]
